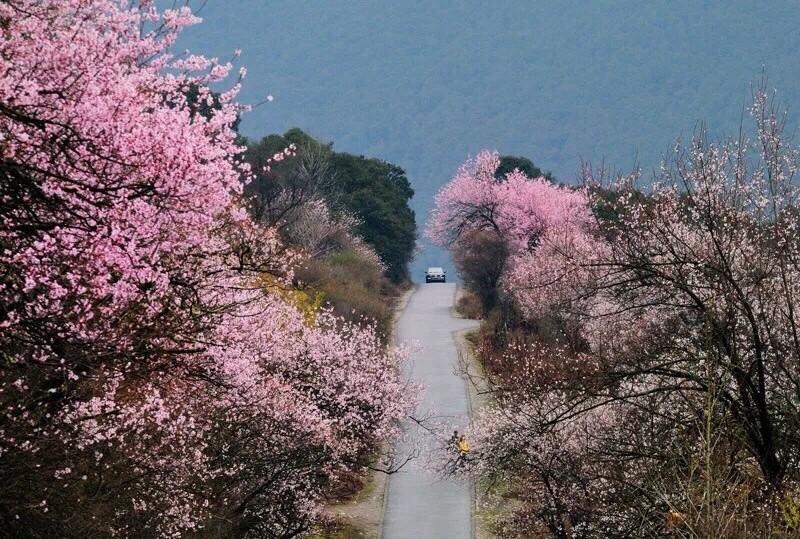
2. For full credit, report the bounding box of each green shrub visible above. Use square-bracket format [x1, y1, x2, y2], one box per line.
[456, 288, 483, 319]
[295, 248, 400, 342]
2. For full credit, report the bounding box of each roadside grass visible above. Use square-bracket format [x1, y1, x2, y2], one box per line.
[454, 294, 518, 539]
[475, 477, 528, 537]
[303, 522, 364, 539]
[455, 287, 483, 319]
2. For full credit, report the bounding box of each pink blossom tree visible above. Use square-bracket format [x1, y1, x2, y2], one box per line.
[0, 1, 413, 536]
[432, 90, 800, 536]
[427, 151, 593, 254]
[506, 88, 800, 488]
[426, 151, 596, 317]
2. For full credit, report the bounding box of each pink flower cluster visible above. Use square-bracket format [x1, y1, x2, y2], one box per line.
[426, 151, 592, 251]
[261, 143, 298, 173]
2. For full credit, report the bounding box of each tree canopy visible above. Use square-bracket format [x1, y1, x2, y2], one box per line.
[243, 129, 416, 282]
[329, 151, 416, 282]
[428, 92, 800, 537]
[495, 155, 553, 182]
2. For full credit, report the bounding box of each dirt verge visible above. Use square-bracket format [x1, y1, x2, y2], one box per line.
[453, 285, 497, 539]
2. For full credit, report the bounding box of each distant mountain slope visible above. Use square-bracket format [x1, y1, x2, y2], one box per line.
[173, 0, 800, 277]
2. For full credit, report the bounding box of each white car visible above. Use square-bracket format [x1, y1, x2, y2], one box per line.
[425, 267, 446, 283]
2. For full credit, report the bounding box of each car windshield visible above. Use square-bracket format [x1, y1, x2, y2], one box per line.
[428, 267, 444, 273]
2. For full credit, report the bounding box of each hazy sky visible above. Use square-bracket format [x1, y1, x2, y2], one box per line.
[174, 1, 800, 278]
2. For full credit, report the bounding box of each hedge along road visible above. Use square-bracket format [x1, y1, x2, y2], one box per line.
[382, 283, 479, 539]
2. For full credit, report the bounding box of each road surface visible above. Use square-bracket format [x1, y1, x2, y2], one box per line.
[382, 283, 479, 539]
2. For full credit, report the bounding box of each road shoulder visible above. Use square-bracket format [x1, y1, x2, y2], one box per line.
[453, 286, 495, 539]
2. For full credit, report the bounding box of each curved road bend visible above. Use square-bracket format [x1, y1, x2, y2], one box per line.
[383, 283, 479, 539]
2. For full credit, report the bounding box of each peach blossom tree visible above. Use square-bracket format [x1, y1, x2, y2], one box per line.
[429, 91, 800, 536]
[0, 2, 413, 537]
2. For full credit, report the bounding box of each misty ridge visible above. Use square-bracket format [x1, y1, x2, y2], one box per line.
[174, 0, 800, 275]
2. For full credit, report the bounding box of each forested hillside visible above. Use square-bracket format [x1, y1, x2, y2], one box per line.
[243, 128, 416, 284]
[172, 0, 800, 278]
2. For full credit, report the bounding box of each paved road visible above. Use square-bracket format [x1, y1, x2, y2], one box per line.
[382, 283, 479, 539]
